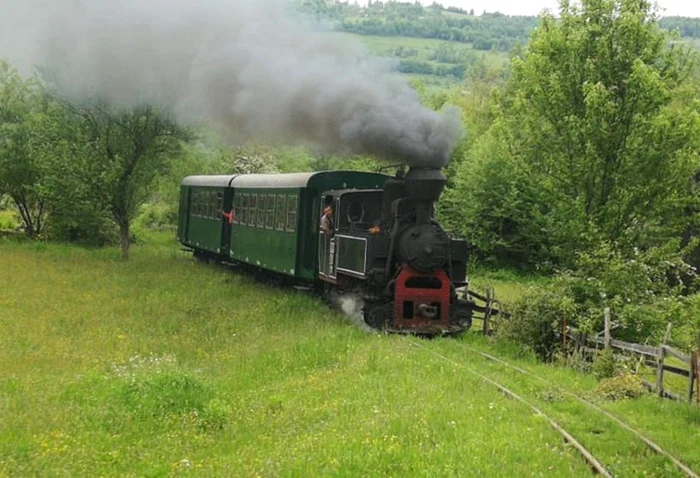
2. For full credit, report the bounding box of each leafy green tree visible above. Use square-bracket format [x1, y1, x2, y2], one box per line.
[450, 0, 700, 267]
[59, 102, 187, 259]
[0, 61, 50, 237]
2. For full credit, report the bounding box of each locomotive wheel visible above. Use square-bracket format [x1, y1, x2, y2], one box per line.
[364, 303, 392, 330]
[448, 308, 473, 337]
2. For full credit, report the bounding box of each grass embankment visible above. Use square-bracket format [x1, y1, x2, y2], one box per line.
[1, 234, 698, 476]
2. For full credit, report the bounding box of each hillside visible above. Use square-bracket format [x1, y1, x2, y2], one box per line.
[299, 1, 700, 85]
[1, 234, 699, 476]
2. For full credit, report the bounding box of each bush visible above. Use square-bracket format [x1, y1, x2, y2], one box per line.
[135, 202, 177, 231]
[45, 203, 118, 246]
[591, 350, 617, 379]
[499, 286, 575, 361]
[594, 373, 645, 401]
[504, 241, 700, 359]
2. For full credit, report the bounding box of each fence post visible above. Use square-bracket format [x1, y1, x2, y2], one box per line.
[603, 308, 611, 351]
[562, 312, 567, 349]
[695, 351, 700, 405]
[656, 323, 672, 398]
[689, 351, 697, 403]
[482, 288, 493, 336]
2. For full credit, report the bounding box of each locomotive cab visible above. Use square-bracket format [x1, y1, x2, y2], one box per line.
[318, 189, 388, 282]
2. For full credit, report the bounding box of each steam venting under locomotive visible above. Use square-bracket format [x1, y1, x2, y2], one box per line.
[320, 166, 474, 335]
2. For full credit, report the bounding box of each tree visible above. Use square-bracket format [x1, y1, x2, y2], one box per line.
[451, 0, 700, 267]
[63, 103, 187, 260]
[0, 61, 49, 237]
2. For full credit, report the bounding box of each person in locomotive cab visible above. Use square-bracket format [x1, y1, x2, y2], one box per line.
[320, 206, 334, 236]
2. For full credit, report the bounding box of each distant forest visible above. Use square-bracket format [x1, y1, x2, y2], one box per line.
[299, 1, 700, 52]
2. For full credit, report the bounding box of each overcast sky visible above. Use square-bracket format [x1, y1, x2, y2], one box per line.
[356, 0, 700, 18]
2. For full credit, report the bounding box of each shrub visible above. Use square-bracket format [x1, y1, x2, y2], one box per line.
[594, 373, 645, 401]
[591, 350, 616, 379]
[135, 202, 177, 231]
[499, 286, 575, 361]
[505, 241, 700, 360]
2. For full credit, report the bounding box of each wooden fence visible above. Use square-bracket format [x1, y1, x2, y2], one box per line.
[466, 287, 507, 335]
[574, 310, 700, 404]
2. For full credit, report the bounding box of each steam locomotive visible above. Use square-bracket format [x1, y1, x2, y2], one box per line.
[177, 166, 479, 336]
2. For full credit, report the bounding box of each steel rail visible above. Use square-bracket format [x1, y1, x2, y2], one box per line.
[408, 340, 612, 477]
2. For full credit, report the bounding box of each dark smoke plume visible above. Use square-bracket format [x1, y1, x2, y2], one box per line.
[0, 0, 463, 167]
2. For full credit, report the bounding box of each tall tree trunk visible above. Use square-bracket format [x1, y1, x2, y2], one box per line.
[119, 222, 130, 261]
[12, 195, 35, 238]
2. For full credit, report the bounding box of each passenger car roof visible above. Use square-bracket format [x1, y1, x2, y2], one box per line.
[231, 171, 390, 190]
[181, 175, 237, 187]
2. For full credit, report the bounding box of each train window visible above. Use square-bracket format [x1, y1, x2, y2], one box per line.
[217, 192, 224, 220]
[207, 191, 214, 219]
[246, 194, 252, 226]
[276, 195, 286, 231]
[194, 190, 201, 217]
[265, 194, 274, 229]
[239, 194, 246, 225]
[249, 194, 257, 227]
[213, 192, 219, 220]
[205, 190, 210, 218]
[286, 195, 297, 232]
[257, 194, 266, 228]
[245, 194, 251, 226]
[347, 200, 364, 223]
[232, 194, 240, 224]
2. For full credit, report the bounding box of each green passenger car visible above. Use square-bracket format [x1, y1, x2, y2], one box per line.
[228, 172, 390, 280]
[178, 175, 236, 255]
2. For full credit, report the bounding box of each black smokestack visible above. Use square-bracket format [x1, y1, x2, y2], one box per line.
[0, 0, 463, 167]
[405, 167, 447, 225]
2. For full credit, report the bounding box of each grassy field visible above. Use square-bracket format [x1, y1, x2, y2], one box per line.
[1, 233, 699, 476]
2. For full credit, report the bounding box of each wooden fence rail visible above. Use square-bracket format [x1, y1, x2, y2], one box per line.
[575, 321, 699, 405]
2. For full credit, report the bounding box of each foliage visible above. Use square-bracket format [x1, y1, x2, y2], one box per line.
[54, 101, 188, 259]
[299, 1, 539, 51]
[134, 202, 177, 233]
[594, 372, 645, 400]
[591, 349, 617, 379]
[440, 125, 556, 268]
[300, 1, 700, 65]
[659, 16, 700, 38]
[506, 241, 700, 358]
[0, 208, 18, 230]
[499, 283, 576, 361]
[0, 61, 49, 237]
[447, 0, 700, 269]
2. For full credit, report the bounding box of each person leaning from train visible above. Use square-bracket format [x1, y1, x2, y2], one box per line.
[321, 206, 334, 236]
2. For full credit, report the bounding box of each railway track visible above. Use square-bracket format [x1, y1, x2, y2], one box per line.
[408, 339, 612, 477]
[453, 342, 698, 478]
[408, 339, 699, 477]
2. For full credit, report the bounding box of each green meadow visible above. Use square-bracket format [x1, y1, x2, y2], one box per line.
[1, 234, 699, 476]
